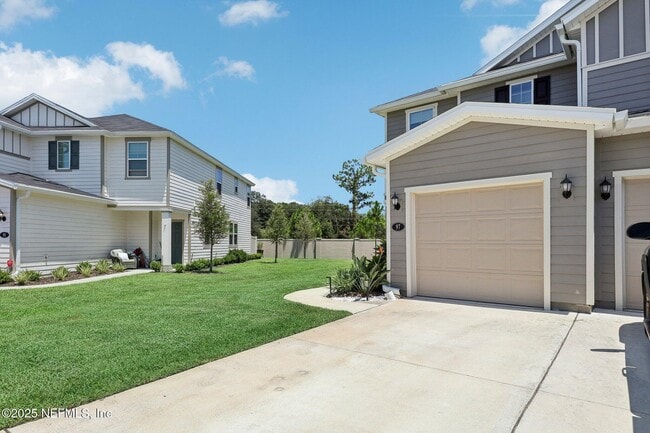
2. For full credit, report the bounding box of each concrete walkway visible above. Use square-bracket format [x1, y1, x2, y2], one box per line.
[284, 286, 390, 313]
[8, 299, 649, 433]
[0, 269, 153, 290]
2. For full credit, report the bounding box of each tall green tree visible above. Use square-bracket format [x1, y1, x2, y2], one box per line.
[263, 204, 290, 263]
[309, 196, 354, 239]
[354, 201, 386, 243]
[292, 209, 320, 259]
[192, 179, 230, 272]
[250, 191, 274, 237]
[332, 159, 376, 225]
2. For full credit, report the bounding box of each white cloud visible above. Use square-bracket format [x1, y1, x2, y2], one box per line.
[219, 0, 288, 26]
[244, 173, 300, 203]
[215, 56, 255, 80]
[0, 0, 54, 30]
[461, 0, 520, 11]
[106, 42, 186, 92]
[479, 0, 570, 64]
[0, 42, 186, 116]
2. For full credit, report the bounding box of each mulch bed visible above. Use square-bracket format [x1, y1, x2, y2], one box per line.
[0, 269, 128, 287]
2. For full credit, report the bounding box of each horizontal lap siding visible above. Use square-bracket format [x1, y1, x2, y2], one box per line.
[104, 137, 167, 205]
[0, 187, 10, 265]
[31, 136, 101, 195]
[386, 97, 457, 141]
[595, 132, 650, 308]
[20, 193, 126, 273]
[588, 58, 650, 113]
[389, 122, 587, 305]
[0, 152, 30, 173]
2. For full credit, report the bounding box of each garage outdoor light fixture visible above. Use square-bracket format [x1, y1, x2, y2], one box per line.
[561, 174, 573, 199]
[391, 193, 401, 211]
[599, 177, 611, 200]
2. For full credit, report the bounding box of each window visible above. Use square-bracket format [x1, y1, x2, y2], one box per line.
[229, 223, 238, 246]
[509, 80, 533, 104]
[126, 141, 149, 178]
[57, 140, 71, 169]
[216, 168, 223, 194]
[405, 104, 437, 130]
[247, 191, 251, 207]
[234, 177, 239, 194]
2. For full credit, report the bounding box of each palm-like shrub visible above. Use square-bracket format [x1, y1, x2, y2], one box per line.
[94, 259, 111, 274]
[52, 266, 70, 281]
[76, 261, 93, 277]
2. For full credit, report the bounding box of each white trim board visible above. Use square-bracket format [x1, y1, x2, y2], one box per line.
[613, 167, 650, 310]
[404, 172, 553, 310]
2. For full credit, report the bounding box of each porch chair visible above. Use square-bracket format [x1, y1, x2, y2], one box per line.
[110, 249, 137, 269]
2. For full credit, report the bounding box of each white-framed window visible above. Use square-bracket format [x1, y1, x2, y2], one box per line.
[234, 177, 239, 194]
[405, 104, 437, 130]
[57, 140, 71, 170]
[216, 168, 223, 194]
[229, 222, 238, 246]
[508, 77, 534, 104]
[126, 141, 149, 178]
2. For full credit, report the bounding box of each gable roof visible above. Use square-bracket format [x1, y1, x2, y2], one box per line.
[89, 114, 168, 132]
[0, 94, 96, 127]
[0, 173, 115, 203]
[365, 102, 622, 167]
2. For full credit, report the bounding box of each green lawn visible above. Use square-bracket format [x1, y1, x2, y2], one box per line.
[0, 259, 350, 428]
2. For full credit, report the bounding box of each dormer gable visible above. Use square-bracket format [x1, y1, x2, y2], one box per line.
[0, 94, 96, 128]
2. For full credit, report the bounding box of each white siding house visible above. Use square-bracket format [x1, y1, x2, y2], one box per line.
[0, 94, 254, 273]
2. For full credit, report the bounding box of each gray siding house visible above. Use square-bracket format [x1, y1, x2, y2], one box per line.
[0, 94, 254, 273]
[366, 0, 650, 312]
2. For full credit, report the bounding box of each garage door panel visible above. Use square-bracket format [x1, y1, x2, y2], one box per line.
[414, 182, 544, 308]
[624, 178, 650, 310]
[415, 194, 442, 217]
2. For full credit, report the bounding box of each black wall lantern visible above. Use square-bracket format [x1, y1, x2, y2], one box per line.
[391, 193, 401, 211]
[561, 174, 573, 199]
[599, 177, 611, 200]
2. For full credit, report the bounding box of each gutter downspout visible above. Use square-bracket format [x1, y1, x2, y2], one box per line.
[555, 23, 584, 106]
[14, 190, 30, 273]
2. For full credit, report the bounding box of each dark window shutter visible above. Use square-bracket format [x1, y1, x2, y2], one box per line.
[495, 85, 510, 103]
[534, 76, 551, 105]
[48, 141, 57, 170]
[70, 140, 80, 169]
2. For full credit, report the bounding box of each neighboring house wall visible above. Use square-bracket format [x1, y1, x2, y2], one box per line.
[19, 192, 126, 272]
[30, 136, 102, 196]
[103, 136, 168, 205]
[460, 64, 577, 106]
[389, 122, 588, 305]
[587, 57, 650, 113]
[594, 132, 650, 308]
[386, 97, 457, 141]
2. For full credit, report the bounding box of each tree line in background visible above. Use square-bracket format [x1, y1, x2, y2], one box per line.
[251, 159, 386, 261]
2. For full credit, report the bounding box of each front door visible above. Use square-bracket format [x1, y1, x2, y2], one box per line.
[171, 221, 184, 264]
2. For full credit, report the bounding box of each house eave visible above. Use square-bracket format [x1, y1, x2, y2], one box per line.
[365, 102, 621, 166]
[0, 180, 117, 204]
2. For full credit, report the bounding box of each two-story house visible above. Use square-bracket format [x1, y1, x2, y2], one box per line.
[0, 94, 253, 273]
[366, 0, 650, 312]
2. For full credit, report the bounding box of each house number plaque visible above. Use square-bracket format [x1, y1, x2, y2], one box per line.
[392, 223, 405, 231]
[0, 232, 8, 238]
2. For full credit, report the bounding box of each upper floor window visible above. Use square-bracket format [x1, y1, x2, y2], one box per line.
[216, 168, 223, 194]
[229, 222, 238, 246]
[48, 139, 79, 171]
[509, 80, 533, 104]
[495, 76, 550, 105]
[126, 140, 149, 178]
[406, 104, 437, 130]
[234, 177, 239, 194]
[57, 140, 71, 169]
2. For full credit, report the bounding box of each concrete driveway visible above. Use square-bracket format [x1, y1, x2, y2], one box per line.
[9, 298, 650, 433]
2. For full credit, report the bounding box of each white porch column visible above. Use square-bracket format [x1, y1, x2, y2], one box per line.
[161, 211, 172, 272]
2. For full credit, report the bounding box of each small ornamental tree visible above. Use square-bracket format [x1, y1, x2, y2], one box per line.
[332, 159, 376, 226]
[354, 201, 386, 245]
[192, 179, 230, 272]
[293, 209, 320, 259]
[264, 204, 290, 263]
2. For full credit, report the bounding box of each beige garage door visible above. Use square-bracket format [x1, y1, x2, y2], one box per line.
[625, 178, 650, 310]
[415, 183, 544, 307]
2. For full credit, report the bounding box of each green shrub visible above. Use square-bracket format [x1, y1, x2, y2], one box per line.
[185, 258, 209, 271]
[353, 255, 389, 299]
[212, 258, 224, 266]
[52, 266, 70, 281]
[76, 261, 93, 277]
[94, 259, 111, 274]
[331, 266, 362, 296]
[111, 263, 126, 273]
[247, 253, 262, 261]
[150, 261, 162, 272]
[224, 249, 248, 264]
[173, 263, 185, 273]
[0, 269, 12, 284]
[14, 270, 40, 285]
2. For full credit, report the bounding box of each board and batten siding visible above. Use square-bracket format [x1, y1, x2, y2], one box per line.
[460, 64, 577, 106]
[386, 97, 457, 142]
[10, 102, 87, 128]
[19, 192, 126, 272]
[1, 129, 30, 162]
[595, 132, 650, 308]
[169, 140, 253, 260]
[30, 136, 101, 195]
[104, 137, 168, 205]
[587, 57, 650, 114]
[389, 122, 588, 306]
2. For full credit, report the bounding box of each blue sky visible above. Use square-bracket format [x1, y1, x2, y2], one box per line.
[0, 0, 567, 206]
